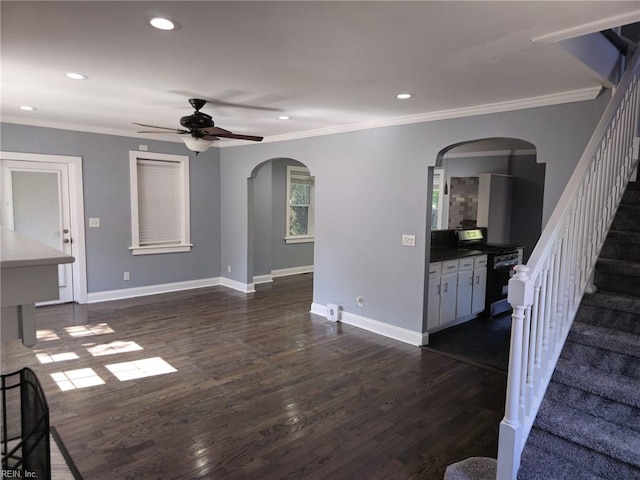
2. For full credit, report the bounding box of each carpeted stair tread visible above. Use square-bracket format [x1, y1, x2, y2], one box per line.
[575, 303, 640, 335]
[532, 398, 640, 468]
[552, 357, 640, 408]
[595, 257, 640, 276]
[581, 290, 640, 317]
[521, 427, 640, 480]
[560, 339, 640, 379]
[518, 441, 608, 480]
[621, 181, 640, 205]
[569, 321, 640, 359]
[546, 381, 640, 434]
[600, 231, 640, 261]
[611, 204, 640, 233]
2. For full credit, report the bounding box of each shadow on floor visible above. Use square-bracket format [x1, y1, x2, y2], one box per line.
[424, 313, 512, 372]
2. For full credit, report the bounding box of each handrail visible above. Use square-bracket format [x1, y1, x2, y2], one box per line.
[496, 46, 640, 480]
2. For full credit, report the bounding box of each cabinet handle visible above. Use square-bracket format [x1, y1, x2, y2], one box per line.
[443, 283, 448, 294]
[475, 275, 479, 285]
[469, 277, 473, 286]
[436, 285, 441, 295]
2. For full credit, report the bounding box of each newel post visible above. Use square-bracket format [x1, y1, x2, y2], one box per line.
[497, 265, 533, 480]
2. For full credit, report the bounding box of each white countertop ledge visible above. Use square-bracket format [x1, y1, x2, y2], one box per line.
[1, 227, 75, 268]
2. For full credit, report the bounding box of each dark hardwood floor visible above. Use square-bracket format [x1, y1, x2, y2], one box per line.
[1, 274, 506, 480]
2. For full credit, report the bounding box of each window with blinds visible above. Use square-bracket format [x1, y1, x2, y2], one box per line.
[129, 151, 191, 255]
[285, 165, 314, 244]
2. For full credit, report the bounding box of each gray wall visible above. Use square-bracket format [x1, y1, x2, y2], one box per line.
[220, 93, 608, 335]
[0, 123, 222, 293]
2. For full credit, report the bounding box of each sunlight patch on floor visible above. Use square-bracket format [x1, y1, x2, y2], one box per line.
[51, 368, 105, 391]
[84, 340, 143, 357]
[35, 351, 80, 364]
[36, 329, 60, 341]
[65, 323, 115, 337]
[105, 357, 177, 381]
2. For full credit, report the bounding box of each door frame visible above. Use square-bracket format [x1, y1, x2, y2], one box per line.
[1, 151, 87, 303]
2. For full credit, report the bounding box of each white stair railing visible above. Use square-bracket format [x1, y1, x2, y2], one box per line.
[496, 47, 640, 480]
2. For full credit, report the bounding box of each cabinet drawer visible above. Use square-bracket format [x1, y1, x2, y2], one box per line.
[474, 255, 488, 268]
[458, 258, 474, 271]
[428, 262, 442, 278]
[442, 259, 459, 274]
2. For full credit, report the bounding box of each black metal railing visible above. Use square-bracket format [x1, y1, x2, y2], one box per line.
[1, 368, 50, 479]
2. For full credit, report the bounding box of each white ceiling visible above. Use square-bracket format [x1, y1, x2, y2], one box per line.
[2, 1, 640, 145]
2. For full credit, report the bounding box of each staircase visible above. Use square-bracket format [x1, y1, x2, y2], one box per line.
[518, 181, 640, 479]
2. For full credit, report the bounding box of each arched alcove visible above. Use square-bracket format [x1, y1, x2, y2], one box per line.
[248, 157, 314, 286]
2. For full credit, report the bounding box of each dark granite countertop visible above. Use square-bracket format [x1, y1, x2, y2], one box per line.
[429, 248, 486, 263]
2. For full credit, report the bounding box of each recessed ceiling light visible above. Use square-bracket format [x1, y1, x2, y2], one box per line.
[278, 115, 291, 120]
[66, 72, 88, 80]
[20, 105, 36, 111]
[149, 17, 176, 30]
[396, 93, 413, 100]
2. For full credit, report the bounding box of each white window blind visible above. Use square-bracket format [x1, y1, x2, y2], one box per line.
[137, 159, 182, 246]
[129, 151, 191, 255]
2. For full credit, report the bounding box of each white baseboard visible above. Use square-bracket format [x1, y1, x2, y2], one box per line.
[87, 277, 222, 303]
[221, 277, 256, 293]
[272, 265, 314, 278]
[253, 274, 273, 285]
[253, 265, 313, 284]
[310, 303, 425, 346]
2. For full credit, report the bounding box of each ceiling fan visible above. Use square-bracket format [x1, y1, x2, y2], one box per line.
[134, 98, 264, 154]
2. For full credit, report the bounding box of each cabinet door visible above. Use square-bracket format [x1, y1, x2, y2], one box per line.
[456, 269, 473, 318]
[472, 266, 487, 314]
[427, 277, 441, 330]
[439, 272, 458, 326]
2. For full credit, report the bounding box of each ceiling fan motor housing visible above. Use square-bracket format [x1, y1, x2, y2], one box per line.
[180, 112, 214, 131]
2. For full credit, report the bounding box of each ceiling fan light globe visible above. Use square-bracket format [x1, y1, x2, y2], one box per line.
[182, 136, 213, 153]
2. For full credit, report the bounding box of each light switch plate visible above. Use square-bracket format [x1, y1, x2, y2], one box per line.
[89, 217, 100, 228]
[402, 234, 416, 247]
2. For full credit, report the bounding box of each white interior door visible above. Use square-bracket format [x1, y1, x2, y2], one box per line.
[1, 160, 74, 303]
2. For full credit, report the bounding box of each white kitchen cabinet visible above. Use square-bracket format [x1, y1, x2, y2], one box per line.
[439, 271, 458, 326]
[456, 256, 474, 318]
[471, 255, 488, 314]
[427, 262, 442, 330]
[427, 254, 487, 333]
[456, 269, 473, 318]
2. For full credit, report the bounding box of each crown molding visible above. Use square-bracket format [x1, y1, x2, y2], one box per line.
[220, 86, 602, 147]
[532, 10, 640, 44]
[4, 85, 601, 148]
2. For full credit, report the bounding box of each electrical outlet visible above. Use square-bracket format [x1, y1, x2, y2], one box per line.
[356, 296, 364, 307]
[326, 303, 339, 322]
[124, 272, 130, 281]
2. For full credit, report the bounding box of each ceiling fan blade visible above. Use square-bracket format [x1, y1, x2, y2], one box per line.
[200, 126, 232, 135]
[137, 130, 180, 134]
[202, 135, 220, 141]
[133, 122, 187, 133]
[215, 133, 264, 142]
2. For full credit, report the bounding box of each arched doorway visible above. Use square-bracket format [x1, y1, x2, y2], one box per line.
[249, 158, 315, 286]
[425, 137, 543, 369]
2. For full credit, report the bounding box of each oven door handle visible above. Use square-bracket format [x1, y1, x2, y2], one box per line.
[494, 260, 519, 270]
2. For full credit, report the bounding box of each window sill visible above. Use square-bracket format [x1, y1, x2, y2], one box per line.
[284, 236, 314, 244]
[129, 244, 193, 255]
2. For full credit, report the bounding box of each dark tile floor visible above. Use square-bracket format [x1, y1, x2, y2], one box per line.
[424, 313, 512, 372]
